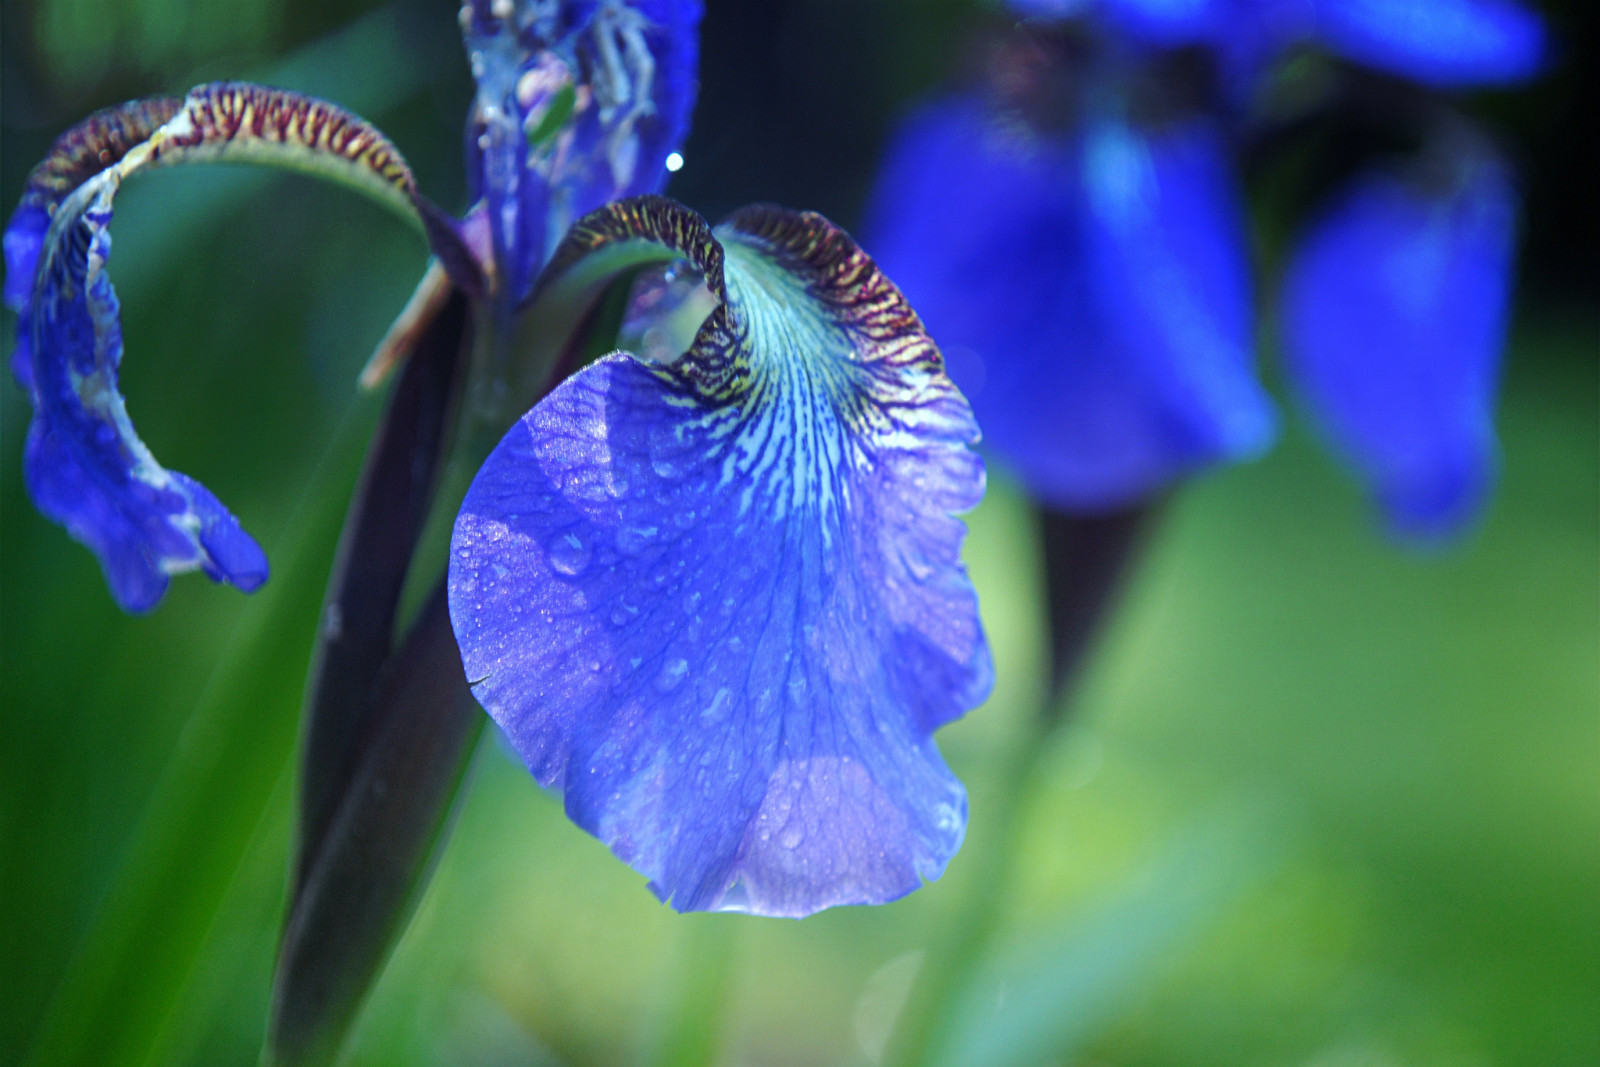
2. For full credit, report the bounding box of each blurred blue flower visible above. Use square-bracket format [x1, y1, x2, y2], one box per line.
[1282, 156, 1517, 538]
[1011, 0, 1546, 86]
[869, 0, 1539, 534]
[869, 98, 1275, 509]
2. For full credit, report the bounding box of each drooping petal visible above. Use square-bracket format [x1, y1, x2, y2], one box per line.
[7, 84, 472, 611]
[463, 0, 702, 307]
[1078, 119, 1277, 465]
[1308, 0, 1545, 87]
[1281, 160, 1517, 539]
[865, 97, 1275, 511]
[450, 196, 991, 916]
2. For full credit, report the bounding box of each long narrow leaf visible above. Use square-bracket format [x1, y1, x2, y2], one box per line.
[293, 287, 471, 897]
[268, 585, 483, 1066]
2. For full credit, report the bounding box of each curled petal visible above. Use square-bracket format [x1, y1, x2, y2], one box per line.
[7, 84, 470, 611]
[450, 197, 991, 916]
[865, 97, 1275, 511]
[1309, 0, 1545, 87]
[1281, 160, 1517, 539]
[463, 0, 702, 306]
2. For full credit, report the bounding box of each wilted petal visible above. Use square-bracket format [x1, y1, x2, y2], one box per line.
[866, 98, 1274, 511]
[450, 197, 991, 916]
[1281, 161, 1517, 538]
[8, 85, 468, 611]
[463, 0, 702, 305]
[1309, 0, 1544, 87]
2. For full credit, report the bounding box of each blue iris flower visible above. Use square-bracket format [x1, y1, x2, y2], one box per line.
[868, 0, 1539, 535]
[451, 204, 992, 915]
[6, 0, 994, 916]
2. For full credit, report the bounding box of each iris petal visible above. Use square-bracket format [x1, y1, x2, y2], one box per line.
[450, 197, 991, 916]
[1281, 161, 1517, 539]
[1309, 0, 1545, 87]
[8, 85, 470, 611]
[866, 97, 1275, 511]
[463, 0, 702, 306]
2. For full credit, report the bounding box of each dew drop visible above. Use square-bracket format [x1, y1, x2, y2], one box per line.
[779, 826, 804, 849]
[701, 686, 731, 722]
[654, 657, 689, 693]
[615, 524, 658, 557]
[546, 531, 591, 576]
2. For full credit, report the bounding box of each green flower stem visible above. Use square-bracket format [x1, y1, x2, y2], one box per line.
[884, 705, 1056, 1067]
[647, 916, 740, 1067]
[887, 502, 1158, 1066]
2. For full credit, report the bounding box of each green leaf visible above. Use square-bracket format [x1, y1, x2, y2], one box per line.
[292, 288, 471, 904]
[269, 285, 480, 1065]
[267, 586, 483, 1067]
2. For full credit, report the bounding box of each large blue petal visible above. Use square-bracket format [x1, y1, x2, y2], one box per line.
[1281, 160, 1517, 539]
[865, 97, 1275, 511]
[450, 200, 991, 916]
[463, 0, 702, 307]
[8, 86, 464, 611]
[1308, 0, 1544, 87]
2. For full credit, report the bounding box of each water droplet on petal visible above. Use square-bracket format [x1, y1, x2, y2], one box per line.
[654, 657, 689, 692]
[779, 826, 804, 849]
[701, 686, 731, 722]
[615, 524, 658, 557]
[651, 453, 685, 480]
[547, 531, 591, 576]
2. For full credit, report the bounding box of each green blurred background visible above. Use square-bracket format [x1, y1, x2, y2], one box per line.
[2, 1, 1595, 1065]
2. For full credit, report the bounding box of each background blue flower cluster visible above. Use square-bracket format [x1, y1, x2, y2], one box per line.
[868, 0, 1543, 538]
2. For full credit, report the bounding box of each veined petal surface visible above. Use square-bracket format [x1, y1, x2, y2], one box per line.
[450, 197, 992, 916]
[6, 84, 462, 611]
[1281, 161, 1517, 539]
[866, 97, 1275, 511]
[463, 0, 701, 306]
